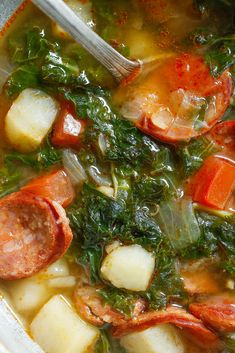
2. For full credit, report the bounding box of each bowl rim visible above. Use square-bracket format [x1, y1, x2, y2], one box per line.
[0, 0, 30, 37]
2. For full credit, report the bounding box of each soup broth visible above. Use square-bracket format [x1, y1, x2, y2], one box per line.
[0, 1, 235, 353]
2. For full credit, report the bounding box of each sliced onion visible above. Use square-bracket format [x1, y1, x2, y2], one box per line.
[0, 55, 14, 91]
[62, 149, 87, 186]
[87, 165, 112, 186]
[158, 198, 201, 250]
[98, 133, 107, 155]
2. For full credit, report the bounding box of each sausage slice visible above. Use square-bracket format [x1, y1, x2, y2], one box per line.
[0, 191, 73, 280]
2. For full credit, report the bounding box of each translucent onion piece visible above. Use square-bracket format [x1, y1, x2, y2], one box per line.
[87, 165, 112, 186]
[0, 55, 14, 90]
[158, 198, 201, 250]
[98, 133, 107, 155]
[62, 149, 87, 186]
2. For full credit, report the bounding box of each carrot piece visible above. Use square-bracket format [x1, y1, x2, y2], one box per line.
[51, 105, 86, 147]
[191, 156, 235, 210]
[22, 169, 75, 207]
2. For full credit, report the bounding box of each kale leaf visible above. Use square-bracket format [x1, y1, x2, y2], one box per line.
[0, 166, 21, 198]
[178, 136, 219, 176]
[95, 331, 127, 353]
[5, 63, 40, 97]
[189, 0, 235, 77]
[63, 89, 175, 172]
[181, 211, 235, 276]
[99, 287, 139, 317]
[67, 183, 186, 309]
[5, 138, 62, 171]
[5, 26, 91, 96]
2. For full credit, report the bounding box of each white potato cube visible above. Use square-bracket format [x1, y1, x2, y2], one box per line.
[30, 295, 100, 353]
[48, 276, 76, 288]
[42, 259, 70, 279]
[8, 277, 49, 314]
[5, 88, 59, 152]
[101, 244, 155, 291]
[52, 0, 94, 39]
[120, 324, 185, 353]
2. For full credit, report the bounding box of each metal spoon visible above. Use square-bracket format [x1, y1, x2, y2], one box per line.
[0, 296, 44, 353]
[32, 0, 142, 84]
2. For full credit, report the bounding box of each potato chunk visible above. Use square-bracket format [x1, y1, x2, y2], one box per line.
[101, 244, 155, 291]
[30, 295, 100, 353]
[8, 277, 49, 314]
[42, 259, 70, 278]
[5, 88, 59, 152]
[120, 324, 185, 353]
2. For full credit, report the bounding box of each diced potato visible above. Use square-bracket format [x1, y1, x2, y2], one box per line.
[5, 88, 59, 152]
[42, 259, 70, 279]
[48, 276, 76, 288]
[120, 324, 185, 353]
[8, 277, 49, 314]
[52, 0, 95, 39]
[30, 295, 100, 353]
[101, 244, 155, 291]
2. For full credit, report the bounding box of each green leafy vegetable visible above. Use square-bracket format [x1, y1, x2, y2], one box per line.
[95, 331, 111, 353]
[5, 138, 62, 171]
[144, 241, 185, 309]
[8, 27, 55, 64]
[0, 166, 21, 198]
[189, 1, 235, 77]
[67, 183, 186, 309]
[42, 51, 89, 86]
[95, 331, 127, 353]
[63, 89, 175, 173]
[99, 287, 139, 317]
[80, 246, 103, 284]
[178, 136, 218, 176]
[4, 63, 39, 97]
[181, 211, 235, 276]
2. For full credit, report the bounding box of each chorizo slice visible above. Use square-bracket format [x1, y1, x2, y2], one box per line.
[49, 200, 73, 263]
[0, 191, 73, 280]
[74, 286, 146, 327]
[74, 286, 127, 326]
[120, 53, 232, 142]
[112, 306, 219, 346]
[190, 303, 235, 332]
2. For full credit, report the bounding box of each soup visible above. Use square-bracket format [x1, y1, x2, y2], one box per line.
[0, 1, 235, 352]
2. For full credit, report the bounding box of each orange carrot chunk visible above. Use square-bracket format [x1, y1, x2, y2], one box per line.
[191, 156, 235, 210]
[51, 106, 86, 147]
[22, 169, 75, 208]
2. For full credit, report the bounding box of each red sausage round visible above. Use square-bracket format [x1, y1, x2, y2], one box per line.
[0, 191, 73, 280]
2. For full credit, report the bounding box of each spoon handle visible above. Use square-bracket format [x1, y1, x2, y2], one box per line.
[32, 0, 141, 82]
